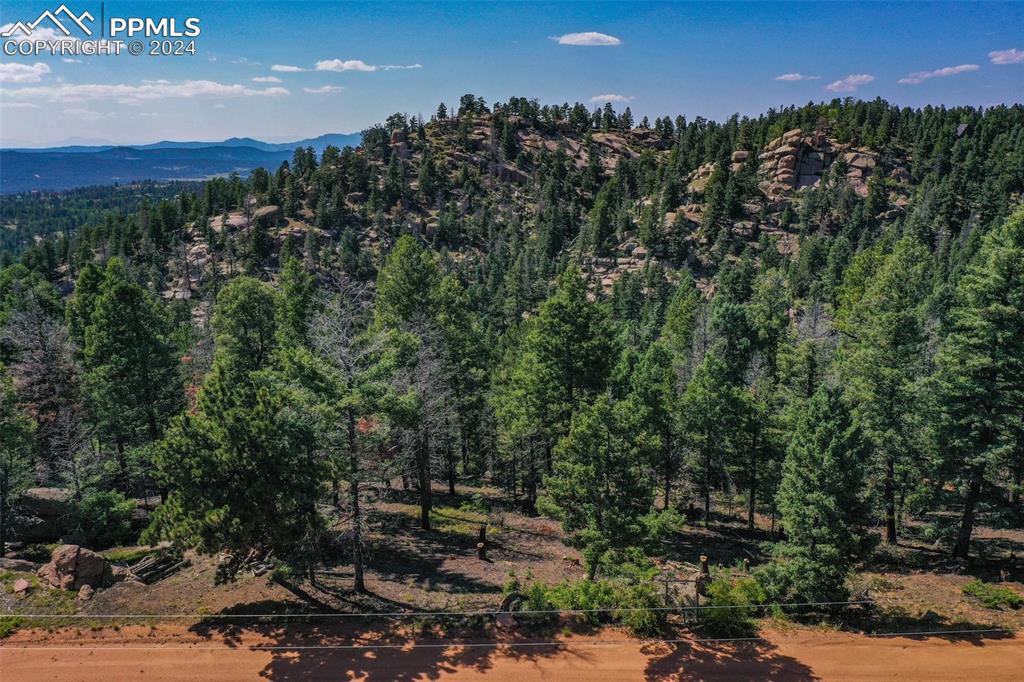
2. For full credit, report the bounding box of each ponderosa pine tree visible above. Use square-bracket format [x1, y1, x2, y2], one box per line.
[628, 341, 680, 510]
[276, 256, 317, 348]
[679, 348, 751, 523]
[762, 384, 867, 602]
[65, 262, 103, 352]
[373, 235, 440, 329]
[149, 277, 325, 582]
[542, 394, 656, 578]
[0, 366, 34, 557]
[839, 237, 931, 544]
[935, 207, 1024, 559]
[83, 259, 181, 489]
[522, 266, 616, 464]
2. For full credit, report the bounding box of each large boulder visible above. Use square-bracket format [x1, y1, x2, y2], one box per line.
[253, 205, 283, 228]
[11, 487, 71, 543]
[37, 545, 112, 590]
[20, 487, 70, 518]
[0, 557, 41, 572]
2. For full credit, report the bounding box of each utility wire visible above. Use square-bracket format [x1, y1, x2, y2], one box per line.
[7, 599, 872, 618]
[1, 628, 1014, 652]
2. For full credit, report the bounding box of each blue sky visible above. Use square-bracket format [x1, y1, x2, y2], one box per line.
[1, 1, 1022, 146]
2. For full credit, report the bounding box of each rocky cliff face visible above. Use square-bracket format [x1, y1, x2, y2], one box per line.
[758, 128, 878, 200]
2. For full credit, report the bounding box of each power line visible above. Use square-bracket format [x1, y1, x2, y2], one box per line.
[8, 599, 871, 619]
[0, 628, 1014, 652]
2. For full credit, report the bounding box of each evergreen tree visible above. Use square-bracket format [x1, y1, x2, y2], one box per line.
[149, 277, 324, 582]
[762, 384, 866, 602]
[0, 367, 34, 556]
[935, 207, 1024, 558]
[374, 235, 441, 329]
[628, 342, 680, 509]
[83, 260, 181, 488]
[839, 237, 930, 544]
[542, 394, 656, 578]
[65, 262, 103, 352]
[276, 257, 317, 348]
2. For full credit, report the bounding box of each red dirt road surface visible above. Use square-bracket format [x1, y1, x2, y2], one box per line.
[2, 626, 1022, 681]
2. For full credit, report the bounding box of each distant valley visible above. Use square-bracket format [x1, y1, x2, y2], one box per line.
[0, 133, 362, 194]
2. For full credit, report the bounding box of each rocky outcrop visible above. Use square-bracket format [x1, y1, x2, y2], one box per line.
[0, 557, 41, 572]
[36, 544, 113, 591]
[758, 128, 877, 199]
[11, 487, 70, 543]
[687, 162, 717, 194]
[253, 205, 283, 228]
[390, 129, 410, 160]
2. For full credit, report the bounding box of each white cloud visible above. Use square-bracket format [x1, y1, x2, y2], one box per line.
[271, 64, 307, 72]
[552, 32, 621, 46]
[213, 103, 226, 109]
[304, 85, 344, 94]
[252, 76, 282, 83]
[314, 59, 422, 72]
[989, 48, 1024, 65]
[62, 58, 82, 64]
[899, 63, 979, 84]
[0, 80, 290, 104]
[775, 73, 820, 81]
[824, 74, 875, 93]
[315, 59, 376, 72]
[0, 101, 38, 109]
[0, 61, 51, 84]
[590, 93, 632, 103]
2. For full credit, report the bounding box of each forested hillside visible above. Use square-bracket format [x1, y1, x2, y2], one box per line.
[1, 95, 1023, 610]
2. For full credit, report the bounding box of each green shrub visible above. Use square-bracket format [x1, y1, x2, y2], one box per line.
[754, 545, 851, 604]
[0, 616, 24, 638]
[511, 574, 666, 636]
[70, 490, 136, 549]
[696, 575, 766, 637]
[962, 580, 1023, 609]
[102, 546, 158, 565]
[459, 493, 490, 515]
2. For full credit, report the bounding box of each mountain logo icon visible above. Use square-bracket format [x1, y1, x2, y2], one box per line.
[2, 4, 95, 38]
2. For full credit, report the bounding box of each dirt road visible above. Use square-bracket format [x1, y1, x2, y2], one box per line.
[2, 625, 1022, 681]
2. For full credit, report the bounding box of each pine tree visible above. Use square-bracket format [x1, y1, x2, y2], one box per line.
[762, 384, 867, 602]
[525, 267, 616, 444]
[542, 394, 656, 578]
[276, 257, 317, 348]
[679, 349, 751, 522]
[628, 341, 680, 509]
[839, 237, 930, 544]
[935, 207, 1024, 558]
[83, 260, 181, 488]
[149, 277, 324, 582]
[0, 366, 34, 557]
[374, 235, 441, 329]
[65, 262, 103, 352]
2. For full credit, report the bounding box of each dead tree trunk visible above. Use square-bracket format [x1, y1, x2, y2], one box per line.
[417, 430, 432, 530]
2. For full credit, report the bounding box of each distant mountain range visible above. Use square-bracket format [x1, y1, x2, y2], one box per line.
[0, 133, 362, 194]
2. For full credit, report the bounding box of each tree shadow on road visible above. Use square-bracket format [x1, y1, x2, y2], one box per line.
[642, 638, 819, 681]
[188, 610, 581, 681]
